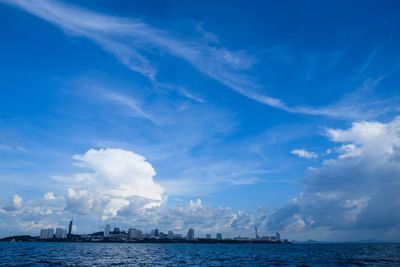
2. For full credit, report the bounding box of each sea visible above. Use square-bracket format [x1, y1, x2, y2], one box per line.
[0, 242, 399, 266]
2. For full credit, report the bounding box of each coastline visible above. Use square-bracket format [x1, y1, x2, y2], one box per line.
[0, 235, 290, 244]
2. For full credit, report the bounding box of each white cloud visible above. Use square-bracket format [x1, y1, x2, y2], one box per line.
[0, 193, 268, 238]
[97, 88, 157, 123]
[0, 147, 272, 237]
[62, 148, 164, 220]
[269, 116, 400, 240]
[326, 121, 386, 143]
[291, 149, 317, 159]
[12, 194, 23, 209]
[2, 0, 395, 119]
[2, 194, 23, 212]
[116, 198, 263, 236]
[43, 192, 56, 200]
[336, 144, 362, 159]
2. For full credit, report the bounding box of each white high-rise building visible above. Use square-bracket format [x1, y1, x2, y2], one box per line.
[47, 228, 54, 239]
[186, 228, 195, 240]
[216, 233, 222, 240]
[55, 228, 67, 239]
[275, 232, 280, 241]
[40, 228, 54, 239]
[40, 229, 47, 239]
[167, 231, 174, 239]
[128, 228, 143, 239]
[104, 224, 110, 238]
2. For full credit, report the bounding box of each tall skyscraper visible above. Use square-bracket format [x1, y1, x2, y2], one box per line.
[275, 232, 280, 241]
[216, 233, 222, 240]
[104, 224, 110, 238]
[167, 231, 174, 239]
[255, 227, 259, 240]
[186, 228, 195, 240]
[68, 219, 73, 236]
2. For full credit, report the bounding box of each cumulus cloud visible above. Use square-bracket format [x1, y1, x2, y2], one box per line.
[63, 148, 164, 220]
[269, 116, 400, 240]
[0, 147, 271, 237]
[2, 194, 23, 212]
[291, 149, 318, 159]
[0, 194, 268, 238]
[115, 198, 264, 236]
[43, 192, 56, 200]
[0, 194, 69, 236]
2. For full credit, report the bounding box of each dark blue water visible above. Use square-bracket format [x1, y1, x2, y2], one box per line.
[0, 242, 399, 266]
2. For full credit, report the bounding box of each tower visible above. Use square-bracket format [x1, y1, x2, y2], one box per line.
[255, 227, 259, 240]
[68, 219, 73, 236]
[275, 232, 280, 241]
[186, 228, 195, 240]
[104, 224, 110, 238]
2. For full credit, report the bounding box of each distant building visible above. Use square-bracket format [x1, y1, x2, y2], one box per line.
[234, 236, 250, 241]
[149, 228, 160, 238]
[275, 232, 280, 241]
[40, 228, 54, 239]
[128, 228, 143, 239]
[255, 227, 259, 240]
[39, 229, 46, 239]
[216, 233, 222, 240]
[55, 228, 62, 239]
[113, 227, 120, 234]
[167, 231, 174, 239]
[205, 234, 211, 239]
[186, 228, 195, 240]
[104, 224, 110, 238]
[68, 219, 73, 236]
[173, 234, 182, 239]
[159, 232, 166, 239]
[260, 236, 270, 241]
[47, 228, 54, 239]
[55, 228, 67, 239]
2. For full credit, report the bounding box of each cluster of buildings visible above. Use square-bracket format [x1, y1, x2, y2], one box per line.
[100, 225, 205, 241]
[39, 219, 73, 239]
[38, 219, 287, 243]
[91, 225, 284, 242]
[253, 227, 282, 242]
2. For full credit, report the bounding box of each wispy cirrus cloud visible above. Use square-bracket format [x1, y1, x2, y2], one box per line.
[97, 89, 157, 123]
[65, 77, 158, 123]
[2, 0, 394, 120]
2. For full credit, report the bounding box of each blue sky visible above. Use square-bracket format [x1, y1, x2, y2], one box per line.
[0, 0, 400, 241]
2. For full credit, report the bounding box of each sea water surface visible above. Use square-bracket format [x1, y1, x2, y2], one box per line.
[0, 242, 399, 266]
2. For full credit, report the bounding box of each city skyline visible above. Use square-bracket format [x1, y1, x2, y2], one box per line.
[0, 0, 400, 242]
[32, 218, 285, 243]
